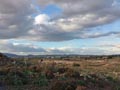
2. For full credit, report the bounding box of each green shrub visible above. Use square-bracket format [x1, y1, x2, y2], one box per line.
[77, 80, 86, 86]
[106, 76, 116, 83]
[6, 74, 23, 85]
[6, 71, 29, 85]
[116, 86, 120, 90]
[34, 73, 48, 86]
[58, 77, 67, 81]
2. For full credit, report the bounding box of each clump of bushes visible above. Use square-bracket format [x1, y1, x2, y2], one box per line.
[49, 80, 76, 90]
[77, 80, 86, 86]
[64, 69, 80, 78]
[73, 63, 80, 67]
[5, 71, 29, 85]
[33, 73, 48, 86]
[45, 70, 55, 79]
[28, 65, 42, 72]
[57, 67, 68, 74]
[106, 76, 115, 82]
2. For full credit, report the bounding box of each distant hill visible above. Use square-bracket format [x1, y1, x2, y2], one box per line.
[4, 53, 29, 58]
[4, 53, 19, 58]
[0, 53, 13, 65]
[3, 53, 120, 60]
[0, 53, 9, 59]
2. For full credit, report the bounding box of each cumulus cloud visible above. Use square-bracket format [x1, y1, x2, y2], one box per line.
[34, 14, 50, 25]
[0, 41, 46, 54]
[37, 0, 120, 17]
[0, 0, 120, 41]
[32, 0, 120, 41]
[0, 0, 34, 39]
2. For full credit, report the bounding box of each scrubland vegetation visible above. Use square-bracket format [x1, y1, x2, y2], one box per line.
[0, 53, 120, 90]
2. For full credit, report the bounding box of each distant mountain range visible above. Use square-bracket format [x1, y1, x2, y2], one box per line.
[3, 53, 20, 58]
[3, 53, 82, 58]
[3, 53, 51, 58]
[3, 53, 120, 59]
[0, 53, 13, 65]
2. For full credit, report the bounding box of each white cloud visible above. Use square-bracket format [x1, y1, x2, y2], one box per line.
[34, 14, 50, 25]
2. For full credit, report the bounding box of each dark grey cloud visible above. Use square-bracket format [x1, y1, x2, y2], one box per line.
[0, 0, 34, 39]
[23, 26, 120, 41]
[0, 42, 46, 54]
[0, 41, 109, 55]
[80, 31, 120, 39]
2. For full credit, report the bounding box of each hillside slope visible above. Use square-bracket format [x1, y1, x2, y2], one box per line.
[0, 53, 13, 65]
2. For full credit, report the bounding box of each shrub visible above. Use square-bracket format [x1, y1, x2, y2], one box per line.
[6, 73, 24, 85]
[65, 85, 76, 90]
[49, 80, 76, 90]
[116, 86, 120, 90]
[73, 63, 80, 67]
[77, 80, 86, 86]
[45, 70, 55, 79]
[58, 77, 67, 81]
[34, 73, 48, 86]
[57, 68, 68, 74]
[50, 81, 66, 90]
[106, 76, 115, 83]
[28, 65, 42, 73]
[65, 69, 80, 78]
[6, 71, 29, 85]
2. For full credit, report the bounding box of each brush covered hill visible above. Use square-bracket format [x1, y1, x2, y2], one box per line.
[0, 53, 13, 65]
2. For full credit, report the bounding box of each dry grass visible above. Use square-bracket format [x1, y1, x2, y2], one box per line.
[0, 58, 120, 90]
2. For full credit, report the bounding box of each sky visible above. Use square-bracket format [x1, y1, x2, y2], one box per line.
[0, 0, 120, 55]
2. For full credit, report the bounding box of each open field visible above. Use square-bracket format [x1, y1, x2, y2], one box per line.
[0, 57, 120, 90]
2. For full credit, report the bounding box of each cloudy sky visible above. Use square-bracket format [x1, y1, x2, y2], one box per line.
[0, 0, 120, 55]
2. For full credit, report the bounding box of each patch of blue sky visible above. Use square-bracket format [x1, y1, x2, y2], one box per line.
[8, 38, 96, 48]
[31, 4, 62, 18]
[88, 20, 120, 34]
[41, 4, 62, 17]
[9, 34, 120, 50]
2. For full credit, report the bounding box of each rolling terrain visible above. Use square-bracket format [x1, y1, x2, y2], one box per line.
[0, 53, 120, 90]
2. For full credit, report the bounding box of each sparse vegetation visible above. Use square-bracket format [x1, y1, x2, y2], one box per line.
[0, 53, 120, 90]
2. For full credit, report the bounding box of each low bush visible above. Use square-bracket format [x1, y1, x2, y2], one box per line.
[73, 63, 80, 67]
[65, 69, 80, 78]
[34, 73, 48, 86]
